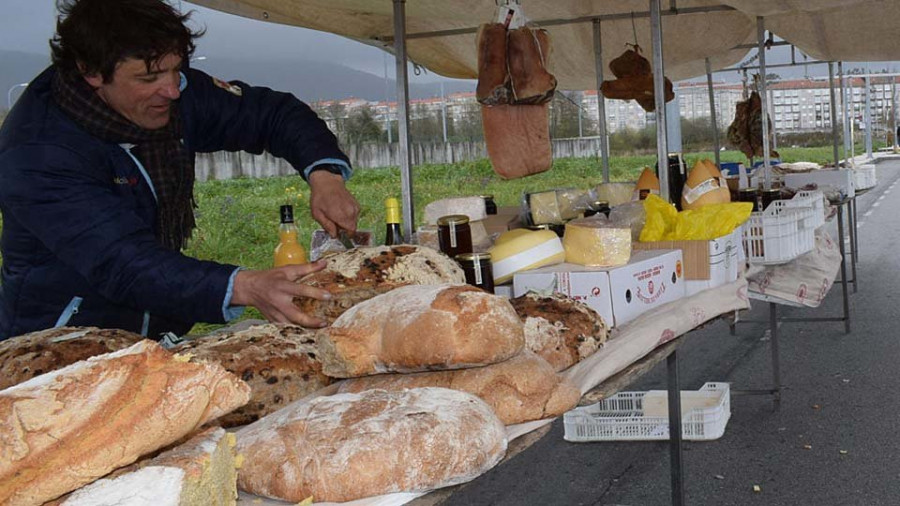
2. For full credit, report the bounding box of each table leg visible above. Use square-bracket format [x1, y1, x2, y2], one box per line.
[769, 303, 781, 405]
[850, 197, 858, 293]
[667, 350, 685, 506]
[837, 205, 851, 334]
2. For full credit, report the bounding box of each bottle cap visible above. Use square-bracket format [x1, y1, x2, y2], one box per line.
[385, 197, 400, 209]
[280, 204, 294, 224]
[385, 198, 402, 224]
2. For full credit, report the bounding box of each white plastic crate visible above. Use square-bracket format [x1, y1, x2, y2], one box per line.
[564, 382, 730, 442]
[784, 190, 825, 230]
[742, 201, 814, 265]
[854, 164, 877, 191]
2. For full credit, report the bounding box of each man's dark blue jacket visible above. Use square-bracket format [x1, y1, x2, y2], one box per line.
[0, 66, 350, 340]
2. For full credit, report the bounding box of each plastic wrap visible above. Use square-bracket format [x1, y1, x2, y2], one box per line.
[523, 188, 595, 225]
[562, 216, 632, 267]
[608, 201, 646, 242]
[594, 182, 636, 207]
[309, 229, 373, 261]
[639, 195, 752, 242]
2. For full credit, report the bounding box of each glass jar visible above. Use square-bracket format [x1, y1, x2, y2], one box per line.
[480, 194, 498, 215]
[738, 188, 760, 212]
[456, 252, 494, 293]
[760, 189, 782, 211]
[437, 214, 473, 258]
[527, 223, 565, 238]
[583, 200, 611, 218]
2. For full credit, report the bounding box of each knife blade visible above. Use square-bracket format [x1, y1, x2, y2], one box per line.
[337, 230, 355, 250]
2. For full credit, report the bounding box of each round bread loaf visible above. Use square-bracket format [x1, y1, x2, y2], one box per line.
[510, 292, 609, 371]
[174, 323, 330, 427]
[0, 326, 144, 391]
[293, 245, 465, 324]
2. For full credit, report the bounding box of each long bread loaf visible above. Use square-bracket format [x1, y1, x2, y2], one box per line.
[0, 340, 250, 505]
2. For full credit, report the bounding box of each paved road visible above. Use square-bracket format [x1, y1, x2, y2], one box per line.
[442, 158, 900, 506]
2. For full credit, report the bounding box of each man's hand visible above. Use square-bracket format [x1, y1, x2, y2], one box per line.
[231, 261, 331, 328]
[308, 171, 360, 237]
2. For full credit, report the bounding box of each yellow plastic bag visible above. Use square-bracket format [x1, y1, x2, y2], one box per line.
[639, 194, 753, 241]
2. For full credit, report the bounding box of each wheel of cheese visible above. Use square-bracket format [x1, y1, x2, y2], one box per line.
[681, 159, 731, 210]
[489, 229, 564, 284]
[633, 167, 660, 201]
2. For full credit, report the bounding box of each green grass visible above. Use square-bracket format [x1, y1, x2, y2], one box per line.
[0, 145, 874, 334]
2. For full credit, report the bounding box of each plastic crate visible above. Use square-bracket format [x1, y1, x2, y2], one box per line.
[742, 201, 814, 265]
[854, 164, 877, 190]
[784, 190, 825, 230]
[564, 382, 730, 442]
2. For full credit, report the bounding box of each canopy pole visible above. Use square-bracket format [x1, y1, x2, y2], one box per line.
[593, 19, 610, 183]
[892, 78, 898, 151]
[392, 0, 414, 239]
[828, 62, 841, 169]
[865, 72, 873, 159]
[705, 58, 721, 169]
[650, 0, 670, 203]
[757, 17, 772, 189]
[839, 62, 851, 163]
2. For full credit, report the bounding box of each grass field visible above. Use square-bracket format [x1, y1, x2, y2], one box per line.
[0, 145, 870, 333]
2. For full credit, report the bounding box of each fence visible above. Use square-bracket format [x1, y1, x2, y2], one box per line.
[194, 137, 607, 181]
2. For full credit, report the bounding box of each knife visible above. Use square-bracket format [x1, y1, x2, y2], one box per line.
[337, 230, 355, 250]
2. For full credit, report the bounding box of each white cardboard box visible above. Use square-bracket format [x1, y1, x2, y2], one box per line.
[685, 228, 744, 296]
[783, 169, 855, 198]
[513, 249, 685, 327]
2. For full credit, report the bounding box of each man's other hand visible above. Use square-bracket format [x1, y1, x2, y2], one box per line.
[308, 171, 360, 237]
[231, 261, 331, 328]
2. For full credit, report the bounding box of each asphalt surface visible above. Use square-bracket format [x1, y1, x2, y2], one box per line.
[442, 158, 900, 506]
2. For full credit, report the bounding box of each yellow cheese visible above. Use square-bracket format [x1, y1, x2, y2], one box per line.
[494, 228, 533, 246]
[681, 159, 730, 210]
[489, 229, 565, 284]
[633, 167, 660, 201]
[528, 190, 562, 225]
[562, 219, 632, 267]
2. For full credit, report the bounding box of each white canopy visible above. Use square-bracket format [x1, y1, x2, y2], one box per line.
[190, 0, 900, 85]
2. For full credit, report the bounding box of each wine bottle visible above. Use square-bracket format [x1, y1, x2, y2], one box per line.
[273, 205, 308, 267]
[384, 197, 405, 245]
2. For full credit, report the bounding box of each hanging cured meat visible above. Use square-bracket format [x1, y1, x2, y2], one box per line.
[477, 23, 556, 179]
[727, 91, 779, 160]
[600, 45, 674, 112]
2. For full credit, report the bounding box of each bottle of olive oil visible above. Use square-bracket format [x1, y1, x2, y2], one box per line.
[274, 205, 308, 267]
[384, 197, 405, 245]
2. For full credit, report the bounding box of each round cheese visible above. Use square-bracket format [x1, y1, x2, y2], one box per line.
[489, 229, 565, 284]
[562, 219, 632, 267]
[633, 167, 660, 201]
[681, 159, 730, 210]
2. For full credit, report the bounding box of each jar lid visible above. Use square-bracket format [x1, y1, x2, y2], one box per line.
[437, 214, 470, 226]
[527, 224, 552, 231]
[456, 252, 492, 262]
[592, 200, 610, 206]
[761, 188, 781, 195]
[478, 194, 495, 200]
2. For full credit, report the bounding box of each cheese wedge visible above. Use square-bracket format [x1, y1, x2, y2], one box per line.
[563, 218, 631, 267]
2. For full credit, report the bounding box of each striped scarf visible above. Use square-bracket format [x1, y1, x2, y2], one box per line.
[51, 68, 196, 251]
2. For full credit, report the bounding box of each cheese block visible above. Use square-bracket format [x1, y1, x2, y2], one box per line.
[633, 167, 660, 201]
[681, 159, 730, 210]
[56, 427, 239, 506]
[423, 196, 487, 225]
[562, 218, 632, 267]
[528, 190, 561, 225]
[489, 229, 565, 284]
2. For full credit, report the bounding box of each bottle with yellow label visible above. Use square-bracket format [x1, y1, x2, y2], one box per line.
[274, 204, 308, 267]
[384, 197, 405, 246]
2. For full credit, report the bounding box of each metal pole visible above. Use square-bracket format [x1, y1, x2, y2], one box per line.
[593, 19, 611, 182]
[757, 17, 772, 189]
[667, 350, 685, 506]
[383, 53, 393, 144]
[837, 204, 851, 334]
[440, 82, 448, 144]
[769, 88, 778, 154]
[650, 0, 670, 202]
[392, 0, 414, 239]
[893, 79, 898, 151]
[839, 62, 850, 163]
[705, 58, 721, 168]
[865, 72, 873, 159]
[829, 63, 841, 168]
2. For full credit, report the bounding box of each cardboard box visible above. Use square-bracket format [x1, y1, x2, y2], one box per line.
[481, 206, 525, 236]
[513, 249, 685, 328]
[493, 283, 514, 298]
[634, 227, 742, 281]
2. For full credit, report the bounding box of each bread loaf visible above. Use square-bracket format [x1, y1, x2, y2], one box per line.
[0, 340, 250, 505]
[0, 326, 144, 390]
[511, 293, 609, 371]
[54, 427, 239, 506]
[294, 245, 465, 324]
[338, 351, 581, 425]
[317, 284, 525, 378]
[174, 323, 331, 427]
[236, 387, 507, 503]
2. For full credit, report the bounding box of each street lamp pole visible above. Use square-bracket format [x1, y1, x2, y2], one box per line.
[7, 83, 29, 110]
